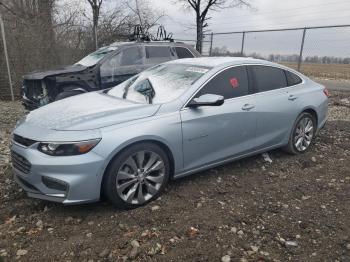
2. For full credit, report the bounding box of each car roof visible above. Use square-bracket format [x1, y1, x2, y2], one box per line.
[166, 56, 277, 68]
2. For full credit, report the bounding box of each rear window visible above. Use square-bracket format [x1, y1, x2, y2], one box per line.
[175, 47, 194, 58]
[251, 66, 287, 92]
[285, 70, 302, 86]
[146, 46, 172, 58]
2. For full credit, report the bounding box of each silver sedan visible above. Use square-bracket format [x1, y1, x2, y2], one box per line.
[11, 57, 328, 208]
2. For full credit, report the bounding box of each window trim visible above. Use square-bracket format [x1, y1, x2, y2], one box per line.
[181, 63, 305, 110]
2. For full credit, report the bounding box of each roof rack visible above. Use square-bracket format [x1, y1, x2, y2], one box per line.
[129, 25, 174, 42]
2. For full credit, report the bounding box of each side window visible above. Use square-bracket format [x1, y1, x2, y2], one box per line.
[100, 47, 143, 84]
[251, 66, 287, 92]
[120, 46, 143, 66]
[285, 70, 302, 86]
[100, 52, 122, 83]
[101, 52, 121, 70]
[196, 66, 249, 100]
[175, 47, 194, 58]
[145, 46, 174, 64]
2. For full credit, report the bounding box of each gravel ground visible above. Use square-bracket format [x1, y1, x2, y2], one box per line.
[0, 91, 349, 262]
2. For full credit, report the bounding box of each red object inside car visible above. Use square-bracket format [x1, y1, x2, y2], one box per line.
[230, 78, 239, 88]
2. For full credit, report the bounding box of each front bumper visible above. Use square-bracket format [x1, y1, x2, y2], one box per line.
[11, 141, 106, 204]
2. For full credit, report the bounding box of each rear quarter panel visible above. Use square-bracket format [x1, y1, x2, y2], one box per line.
[290, 79, 328, 131]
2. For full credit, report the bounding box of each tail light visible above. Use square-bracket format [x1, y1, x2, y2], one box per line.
[323, 87, 330, 98]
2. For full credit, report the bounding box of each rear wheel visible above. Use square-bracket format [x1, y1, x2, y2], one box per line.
[103, 142, 170, 209]
[284, 112, 316, 155]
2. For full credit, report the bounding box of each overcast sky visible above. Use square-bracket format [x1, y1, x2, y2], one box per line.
[149, 0, 350, 57]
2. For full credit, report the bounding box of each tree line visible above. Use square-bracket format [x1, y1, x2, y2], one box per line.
[211, 46, 350, 64]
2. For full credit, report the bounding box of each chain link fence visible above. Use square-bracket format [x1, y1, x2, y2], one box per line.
[2, 23, 350, 100]
[203, 24, 350, 80]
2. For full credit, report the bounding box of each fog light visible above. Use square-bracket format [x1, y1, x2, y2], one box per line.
[42, 176, 68, 192]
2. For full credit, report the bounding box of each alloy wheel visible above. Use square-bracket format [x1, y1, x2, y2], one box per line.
[115, 151, 165, 205]
[294, 116, 314, 152]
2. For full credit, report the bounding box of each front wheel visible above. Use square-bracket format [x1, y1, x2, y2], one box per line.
[103, 142, 170, 209]
[284, 112, 316, 155]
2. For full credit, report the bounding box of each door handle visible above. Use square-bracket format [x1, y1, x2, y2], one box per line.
[241, 104, 255, 111]
[288, 95, 298, 101]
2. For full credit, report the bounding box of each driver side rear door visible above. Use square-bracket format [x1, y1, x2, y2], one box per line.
[180, 66, 257, 172]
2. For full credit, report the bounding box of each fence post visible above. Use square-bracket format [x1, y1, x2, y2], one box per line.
[0, 13, 14, 101]
[209, 32, 213, 56]
[298, 28, 307, 72]
[241, 31, 246, 56]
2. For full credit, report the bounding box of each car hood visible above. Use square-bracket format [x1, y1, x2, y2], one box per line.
[23, 65, 88, 80]
[21, 92, 160, 131]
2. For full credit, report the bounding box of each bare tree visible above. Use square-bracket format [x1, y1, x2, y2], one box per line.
[125, 0, 164, 35]
[86, 0, 103, 50]
[177, 0, 251, 53]
[97, 7, 133, 46]
[0, 0, 59, 97]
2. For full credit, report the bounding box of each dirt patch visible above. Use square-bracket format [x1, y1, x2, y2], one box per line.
[0, 93, 349, 261]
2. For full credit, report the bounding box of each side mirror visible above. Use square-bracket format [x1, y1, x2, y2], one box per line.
[187, 94, 224, 108]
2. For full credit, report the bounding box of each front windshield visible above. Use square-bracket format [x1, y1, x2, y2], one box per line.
[108, 64, 211, 104]
[76, 46, 118, 67]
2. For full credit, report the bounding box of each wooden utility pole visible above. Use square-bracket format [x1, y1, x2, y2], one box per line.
[0, 12, 14, 101]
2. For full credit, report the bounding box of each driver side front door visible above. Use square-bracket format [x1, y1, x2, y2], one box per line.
[180, 66, 257, 172]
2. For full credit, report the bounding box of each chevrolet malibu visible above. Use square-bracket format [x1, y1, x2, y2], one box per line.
[11, 57, 328, 208]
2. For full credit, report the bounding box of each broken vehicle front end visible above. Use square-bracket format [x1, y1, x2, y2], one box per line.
[22, 79, 56, 110]
[21, 64, 97, 110]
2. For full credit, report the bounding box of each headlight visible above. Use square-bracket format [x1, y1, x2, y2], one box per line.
[38, 139, 101, 156]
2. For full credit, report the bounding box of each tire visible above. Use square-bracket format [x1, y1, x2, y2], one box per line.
[102, 142, 170, 209]
[55, 90, 84, 101]
[284, 112, 316, 155]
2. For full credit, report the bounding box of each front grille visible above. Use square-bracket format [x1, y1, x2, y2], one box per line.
[13, 134, 37, 147]
[23, 80, 43, 99]
[11, 151, 31, 174]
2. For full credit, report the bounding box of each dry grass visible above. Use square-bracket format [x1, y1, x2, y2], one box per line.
[281, 62, 350, 80]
